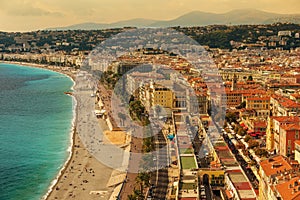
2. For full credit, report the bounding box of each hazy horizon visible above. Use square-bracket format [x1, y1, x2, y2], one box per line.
[1, 0, 300, 32]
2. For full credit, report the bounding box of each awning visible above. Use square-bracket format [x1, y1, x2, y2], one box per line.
[247, 129, 254, 134]
[225, 190, 233, 199]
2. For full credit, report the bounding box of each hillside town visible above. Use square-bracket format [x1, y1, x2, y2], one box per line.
[1, 23, 300, 200]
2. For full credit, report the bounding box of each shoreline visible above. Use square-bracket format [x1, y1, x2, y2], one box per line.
[1, 61, 79, 200]
[42, 92, 78, 200]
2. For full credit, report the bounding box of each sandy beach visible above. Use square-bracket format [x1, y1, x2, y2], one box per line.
[46, 131, 115, 200]
[2, 61, 119, 200]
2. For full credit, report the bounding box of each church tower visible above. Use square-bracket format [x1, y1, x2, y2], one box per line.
[231, 74, 237, 91]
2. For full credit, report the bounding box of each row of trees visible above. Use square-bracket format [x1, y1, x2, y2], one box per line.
[225, 111, 269, 158]
[128, 172, 151, 200]
[129, 99, 150, 126]
[99, 71, 121, 89]
[128, 127, 154, 199]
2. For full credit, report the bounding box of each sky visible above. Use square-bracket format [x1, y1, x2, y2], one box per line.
[0, 0, 300, 32]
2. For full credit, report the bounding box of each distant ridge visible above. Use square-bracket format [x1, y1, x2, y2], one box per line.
[47, 9, 300, 30]
[48, 18, 157, 30]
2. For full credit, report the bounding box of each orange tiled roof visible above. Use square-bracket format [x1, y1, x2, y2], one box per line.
[280, 124, 300, 131]
[254, 121, 267, 127]
[295, 140, 300, 147]
[291, 93, 300, 98]
[275, 176, 300, 200]
[260, 155, 292, 177]
[271, 116, 300, 123]
[247, 97, 270, 101]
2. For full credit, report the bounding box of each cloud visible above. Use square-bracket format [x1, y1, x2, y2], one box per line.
[0, 0, 300, 31]
[11, 8, 63, 17]
[0, 0, 64, 17]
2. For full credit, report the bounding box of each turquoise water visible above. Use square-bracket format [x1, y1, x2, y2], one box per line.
[0, 63, 74, 200]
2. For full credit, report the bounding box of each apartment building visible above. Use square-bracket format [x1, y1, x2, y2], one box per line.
[259, 155, 300, 200]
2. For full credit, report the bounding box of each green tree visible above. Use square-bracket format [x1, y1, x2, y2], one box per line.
[234, 125, 239, 133]
[155, 105, 162, 117]
[128, 189, 143, 200]
[136, 172, 150, 197]
[255, 149, 268, 157]
[248, 140, 259, 149]
[244, 135, 252, 143]
[236, 101, 246, 109]
[225, 112, 237, 123]
[128, 194, 137, 200]
[238, 127, 246, 136]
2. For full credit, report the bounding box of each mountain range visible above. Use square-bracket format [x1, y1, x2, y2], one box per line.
[48, 9, 300, 30]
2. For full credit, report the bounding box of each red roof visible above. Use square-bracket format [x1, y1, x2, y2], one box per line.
[271, 116, 300, 123]
[254, 121, 267, 127]
[295, 140, 300, 147]
[247, 97, 270, 101]
[280, 123, 300, 131]
[233, 182, 252, 190]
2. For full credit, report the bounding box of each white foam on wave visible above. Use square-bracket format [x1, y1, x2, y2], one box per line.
[41, 73, 78, 200]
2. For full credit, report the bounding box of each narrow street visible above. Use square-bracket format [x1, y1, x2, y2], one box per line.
[150, 130, 169, 200]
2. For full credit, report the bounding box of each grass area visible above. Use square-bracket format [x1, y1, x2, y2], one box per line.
[180, 156, 197, 169]
[180, 148, 194, 154]
[180, 182, 197, 190]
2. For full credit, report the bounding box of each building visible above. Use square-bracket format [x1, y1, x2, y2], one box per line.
[294, 140, 300, 163]
[278, 31, 292, 37]
[246, 96, 270, 118]
[151, 81, 175, 109]
[291, 93, 300, 103]
[279, 124, 300, 157]
[139, 80, 175, 111]
[109, 62, 138, 75]
[223, 89, 266, 108]
[198, 169, 225, 187]
[271, 95, 300, 116]
[246, 120, 267, 137]
[259, 155, 300, 200]
[126, 71, 164, 95]
[266, 116, 300, 153]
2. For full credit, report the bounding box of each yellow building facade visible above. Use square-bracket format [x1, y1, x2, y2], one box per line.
[266, 116, 275, 151]
[151, 84, 174, 109]
[198, 169, 225, 186]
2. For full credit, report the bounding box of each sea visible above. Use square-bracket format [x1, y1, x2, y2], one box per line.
[0, 63, 74, 200]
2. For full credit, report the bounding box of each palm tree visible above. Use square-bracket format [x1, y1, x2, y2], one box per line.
[133, 189, 143, 200]
[128, 189, 143, 200]
[136, 172, 150, 196]
[127, 194, 136, 200]
[128, 194, 137, 200]
[118, 112, 126, 126]
[155, 105, 162, 118]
